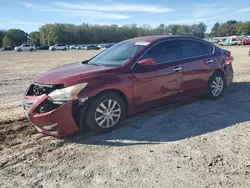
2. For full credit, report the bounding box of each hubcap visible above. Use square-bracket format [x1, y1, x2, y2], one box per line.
[211, 76, 224, 96]
[95, 99, 121, 128]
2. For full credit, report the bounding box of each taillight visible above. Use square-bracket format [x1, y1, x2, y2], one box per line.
[219, 48, 233, 65]
[226, 56, 233, 65]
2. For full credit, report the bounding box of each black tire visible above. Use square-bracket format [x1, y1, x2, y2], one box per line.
[51, 48, 55, 51]
[63, 48, 67, 51]
[248, 49, 250, 57]
[83, 92, 126, 132]
[30, 48, 34, 52]
[206, 71, 226, 100]
[17, 49, 22, 52]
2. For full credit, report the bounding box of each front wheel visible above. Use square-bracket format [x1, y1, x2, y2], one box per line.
[63, 48, 67, 51]
[17, 49, 22, 52]
[30, 48, 34, 52]
[206, 72, 226, 100]
[83, 92, 126, 132]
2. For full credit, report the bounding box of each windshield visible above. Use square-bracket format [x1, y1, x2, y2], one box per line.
[88, 41, 148, 67]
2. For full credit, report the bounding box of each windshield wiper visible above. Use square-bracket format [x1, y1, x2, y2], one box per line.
[88, 63, 103, 67]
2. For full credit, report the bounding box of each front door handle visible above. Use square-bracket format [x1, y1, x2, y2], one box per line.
[206, 59, 214, 64]
[172, 67, 182, 72]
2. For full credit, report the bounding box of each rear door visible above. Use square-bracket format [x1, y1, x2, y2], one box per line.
[179, 39, 217, 97]
[58, 44, 63, 50]
[131, 40, 183, 109]
[23, 44, 30, 51]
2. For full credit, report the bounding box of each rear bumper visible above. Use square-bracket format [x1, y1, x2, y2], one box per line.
[225, 64, 234, 86]
[23, 95, 79, 137]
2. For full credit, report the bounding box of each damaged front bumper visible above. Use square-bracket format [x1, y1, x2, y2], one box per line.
[23, 95, 79, 137]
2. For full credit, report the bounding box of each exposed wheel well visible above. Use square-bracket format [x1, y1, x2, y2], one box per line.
[214, 69, 224, 76]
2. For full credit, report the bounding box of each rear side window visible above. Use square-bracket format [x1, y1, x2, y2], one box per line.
[143, 41, 179, 64]
[179, 40, 213, 59]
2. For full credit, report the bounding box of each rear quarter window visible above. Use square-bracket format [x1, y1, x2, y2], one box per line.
[179, 40, 213, 59]
[204, 44, 213, 54]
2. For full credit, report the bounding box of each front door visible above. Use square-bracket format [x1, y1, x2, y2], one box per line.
[131, 40, 183, 109]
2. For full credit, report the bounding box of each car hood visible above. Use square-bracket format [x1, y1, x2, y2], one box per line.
[35, 62, 112, 86]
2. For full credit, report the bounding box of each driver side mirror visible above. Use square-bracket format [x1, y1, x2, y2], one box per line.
[137, 58, 156, 67]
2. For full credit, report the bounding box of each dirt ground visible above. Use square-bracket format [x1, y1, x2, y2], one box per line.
[0, 47, 250, 188]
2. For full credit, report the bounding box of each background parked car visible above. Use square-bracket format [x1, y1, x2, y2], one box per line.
[218, 39, 228, 46]
[236, 36, 250, 45]
[2, 46, 15, 51]
[104, 43, 113, 48]
[75, 44, 87, 50]
[230, 37, 242, 45]
[69, 45, 79, 49]
[85, 44, 100, 50]
[37, 45, 49, 50]
[49, 44, 68, 51]
[14, 44, 36, 52]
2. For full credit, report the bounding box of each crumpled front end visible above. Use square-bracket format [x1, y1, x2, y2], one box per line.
[23, 83, 79, 137]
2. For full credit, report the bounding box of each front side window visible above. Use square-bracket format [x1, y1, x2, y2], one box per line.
[142, 41, 179, 64]
[23, 44, 30, 47]
[88, 41, 147, 67]
[179, 40, 213, 59]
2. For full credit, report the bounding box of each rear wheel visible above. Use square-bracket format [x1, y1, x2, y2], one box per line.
[83, 92, 126, 132]
[206, 72, 226, 100]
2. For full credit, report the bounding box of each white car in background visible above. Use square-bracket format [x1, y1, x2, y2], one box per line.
[14, 44, 36, 52]
[49, 44, 68, 51]
[69, 45, 78, 49]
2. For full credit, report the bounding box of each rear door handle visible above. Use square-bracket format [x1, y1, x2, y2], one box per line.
[206, 59, 214, 64]
[172, 67, 182, 72]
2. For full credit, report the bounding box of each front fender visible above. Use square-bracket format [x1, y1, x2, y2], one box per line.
[77, 75, 134, 114]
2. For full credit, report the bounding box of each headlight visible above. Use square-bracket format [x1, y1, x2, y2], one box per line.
[48, 83, 88, 102]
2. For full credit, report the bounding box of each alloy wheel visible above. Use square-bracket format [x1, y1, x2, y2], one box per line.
[211, 76, 224, 97]
[95, 99, 121, 128]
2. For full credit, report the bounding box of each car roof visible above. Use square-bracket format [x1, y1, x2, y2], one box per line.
[125, 35, 203, 43]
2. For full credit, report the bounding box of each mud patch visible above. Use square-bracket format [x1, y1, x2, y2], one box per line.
[0, 119, 36, 149]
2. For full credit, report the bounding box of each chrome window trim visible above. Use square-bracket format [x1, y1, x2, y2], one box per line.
[131, 38, 215, 69]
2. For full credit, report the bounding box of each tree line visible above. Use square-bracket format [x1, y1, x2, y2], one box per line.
[0, 22, 207, 47]
[1, 20, 250, 47]
[210, 20, 250, 37]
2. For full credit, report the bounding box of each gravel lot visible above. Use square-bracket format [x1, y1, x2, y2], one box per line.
[0, 47, 250, 188]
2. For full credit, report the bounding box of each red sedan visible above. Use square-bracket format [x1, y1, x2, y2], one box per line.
[23, 36, 234, 137]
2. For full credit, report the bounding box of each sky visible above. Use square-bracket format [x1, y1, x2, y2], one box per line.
[0, 0, 250, 33]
